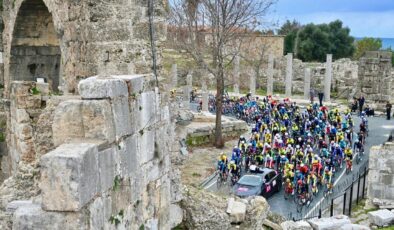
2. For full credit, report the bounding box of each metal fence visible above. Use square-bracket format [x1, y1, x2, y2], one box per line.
[288, 160, 369, 221]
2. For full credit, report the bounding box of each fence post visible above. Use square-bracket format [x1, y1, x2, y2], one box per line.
[318, 208, 322, 218]
[349, 182, 354, 216]
[343, 192, 347, 215]
[357, 173, 361, 205]
[330, 198, 334, 217]
[362, 172, 366, 199]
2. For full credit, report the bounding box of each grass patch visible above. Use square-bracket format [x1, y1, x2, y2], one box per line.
[192, 172, 201, 177]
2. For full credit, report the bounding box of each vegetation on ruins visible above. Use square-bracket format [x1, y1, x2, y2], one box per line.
[354, 37, 382, 60]
[280, 20, 355, 62]
[169, 0, 274, 147]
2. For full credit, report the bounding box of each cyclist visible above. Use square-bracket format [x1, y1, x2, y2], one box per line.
[344, 148, 353, 171]
[228, 160, 240, 180]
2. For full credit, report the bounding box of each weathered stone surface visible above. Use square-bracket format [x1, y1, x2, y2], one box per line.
[12, 203, 87, 230]
[307, 215, 351, 230]
[40, 143, 99, 211]
[169, 204, 183, 228]
[52, 100, 83, 146]
[281, 220, 313, 230]
[6, 200, 33, 214]
[244, 196, 270, 229]
[339, 223, 370, 230]
[111, 96, 132, 139]
[98, 147, 117, 193]
[78, 76, 128, 99]
[227, 198, 247, 223]
[117, 135, 138, 177]
[81, 100, 115, 143]
[368, 209, 394, 227]
[15, 109, 30, 123]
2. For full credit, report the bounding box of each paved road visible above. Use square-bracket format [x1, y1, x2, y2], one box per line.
[203, 116, 394, 219]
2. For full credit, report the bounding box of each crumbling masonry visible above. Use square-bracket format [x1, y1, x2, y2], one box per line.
[0, 0, 181, 229]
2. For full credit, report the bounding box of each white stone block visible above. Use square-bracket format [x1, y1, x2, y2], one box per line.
[117, 135, 138, 177]
[228, 200, 246, 223]
[281, 220, 313, 230]
[169, 204, 183, 228]
[12, 203, 87, 229]
[307, 215, 351, 230]
[40, 143, 99, 211]
[112, 75, 147, 94]
[82, 100, 115, 143]
[88, 196, 112, 230]
[98, 147, 117, 193]
[78, 76, 128, 99]
[52, 100, 84, 147]
[15, 109, 30, 123]
[139, 129, 155, 165]
[111, 96, 132, 139]
[368, 209, 394, 226]
[339, 223, 370, 230]
[141, 91, 156, 128]
[6, 200, 33, 214]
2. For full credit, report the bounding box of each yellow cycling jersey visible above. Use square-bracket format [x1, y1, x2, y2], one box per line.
[228, 163, 237, 170]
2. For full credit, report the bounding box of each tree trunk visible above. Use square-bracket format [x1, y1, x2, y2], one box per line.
[214, 71, 224, 148]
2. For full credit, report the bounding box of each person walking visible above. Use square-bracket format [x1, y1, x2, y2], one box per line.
[309, 89, 315, 104]
[358, 96, 365, 116]
[318, 91, 324, 107]
[386, 101, 392, 120]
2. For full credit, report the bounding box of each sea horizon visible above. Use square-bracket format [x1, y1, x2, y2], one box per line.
[355, 37, 394, 50]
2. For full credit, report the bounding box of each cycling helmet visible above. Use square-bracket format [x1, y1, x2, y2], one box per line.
[296, 145, 300, 149]
[307, 144, 311, 148]
[286, 178, 290, 183]
[230, 160, 235, 164]
[288, 144, 292, 148]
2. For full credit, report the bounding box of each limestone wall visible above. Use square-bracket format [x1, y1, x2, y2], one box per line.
[4, 75, 176, 229]
[358, 51, 394, 103]
[368, 142, 394, 204]
[2, 0, 167, 95]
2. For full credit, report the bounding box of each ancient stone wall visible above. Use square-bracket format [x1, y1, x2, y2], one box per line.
[2, 0, 167, 95]
[358, 51, 394, 103]
[3, 75, 176, 229]
[367, 141, 394, 205]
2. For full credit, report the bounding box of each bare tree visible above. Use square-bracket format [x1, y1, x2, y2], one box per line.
[169, 0, 274, 148]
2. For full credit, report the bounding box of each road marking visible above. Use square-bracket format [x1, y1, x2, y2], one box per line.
[304, 152, 358, 219]
[204, 175, 218, 189]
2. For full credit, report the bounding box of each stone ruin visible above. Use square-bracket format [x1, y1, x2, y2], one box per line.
[358, 51, 394, 103]
[0, 0, 184, 229]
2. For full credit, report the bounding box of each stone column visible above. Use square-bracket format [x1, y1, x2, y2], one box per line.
[267, 54, 274, 95]
[183, 73, 193, 108]
[202, 79, 208, 112]
[285, 53, 293, 97]
[304, 68, 311, 100]
[171, 63, 178, 89]
[324, 54, 332, 101]
[233, 55, 240, 94]
[249, 70, 256, 95]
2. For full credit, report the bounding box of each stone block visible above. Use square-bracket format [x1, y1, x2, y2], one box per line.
[40, 143, 99, 211]
[35, 82, 50, 96]
[78, 76, 128, 99]
[14, 123, 33, 141]
[307, 215, 351, 230]
[98, 147, 117, 193]
[139, 129, 155, 165]
[227, 198, 246, 223]
[368, 209, 394, 226]
[111, 96, 132, 139]
[112, 75, 147, 94]
[140, 91, 156, 128]
[16, 95, 41, 109]
[12, 203, 87, 230]
[52, 100, 84, 146]
[6, 200, 33, 214]
[88, 196, 112, 230]
[339, 224, 370, 230]
[169, 204, 183, 228]
[15, 109, 30, 123]
[81, 100, 115, 143]
[117, 135, 138, 177]
[281, 220, 313, 230]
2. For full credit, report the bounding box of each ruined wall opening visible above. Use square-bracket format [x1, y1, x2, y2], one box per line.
[10, 0, 61, 91]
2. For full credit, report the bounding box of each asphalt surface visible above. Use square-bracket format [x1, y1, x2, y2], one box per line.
[202, 115, 394, 219]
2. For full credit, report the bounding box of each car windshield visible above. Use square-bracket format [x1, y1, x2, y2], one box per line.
[238, 175, 262, 186]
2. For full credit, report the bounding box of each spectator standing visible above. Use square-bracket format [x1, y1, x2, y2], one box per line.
[386, 101, 392, 120]
[358, 96, 365, 115]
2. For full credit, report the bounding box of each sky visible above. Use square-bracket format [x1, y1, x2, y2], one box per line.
[271, 0, 394, 38]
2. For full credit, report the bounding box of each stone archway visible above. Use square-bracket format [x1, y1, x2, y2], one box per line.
[10, 0, 61, 91]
